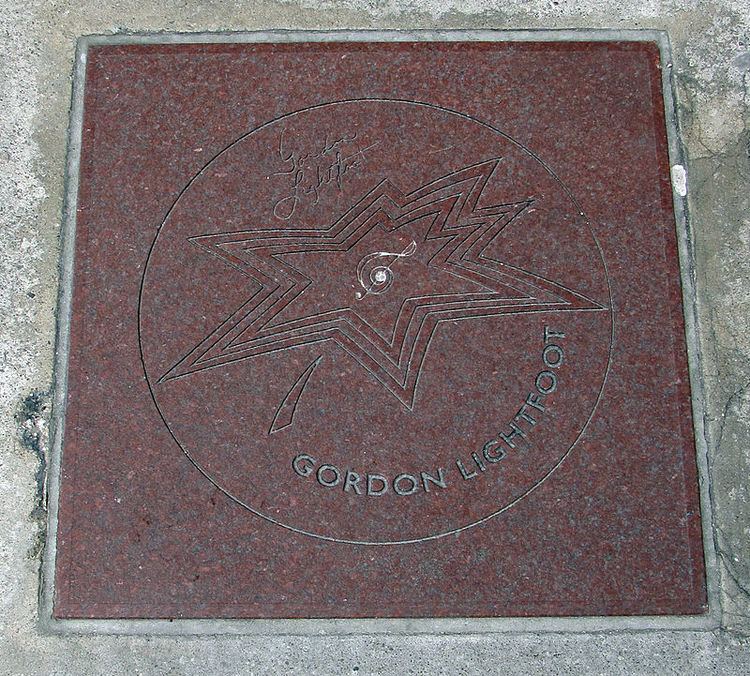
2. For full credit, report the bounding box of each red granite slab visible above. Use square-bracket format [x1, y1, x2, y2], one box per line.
[53, 39, 707, 619]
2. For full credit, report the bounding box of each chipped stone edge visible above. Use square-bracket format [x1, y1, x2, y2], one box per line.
[40, 28, 720, 636]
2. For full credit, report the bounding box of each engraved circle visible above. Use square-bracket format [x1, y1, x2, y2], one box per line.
[138, 99, 614, 545]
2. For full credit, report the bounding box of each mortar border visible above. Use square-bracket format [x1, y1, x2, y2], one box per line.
[40, 28, 721, 635]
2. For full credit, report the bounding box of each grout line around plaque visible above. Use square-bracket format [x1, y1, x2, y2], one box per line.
[40, 28, 721, 636]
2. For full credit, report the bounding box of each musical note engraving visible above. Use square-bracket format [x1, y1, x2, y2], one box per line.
[355, 240, 417, 300]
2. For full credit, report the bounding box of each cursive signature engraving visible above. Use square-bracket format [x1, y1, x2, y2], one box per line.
[270, 129, 380, 220]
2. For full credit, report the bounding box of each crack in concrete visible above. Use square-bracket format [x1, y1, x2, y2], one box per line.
[15, 390, 50, 560]
[714, 379, 750, 451]
[717, 527, 750, 600]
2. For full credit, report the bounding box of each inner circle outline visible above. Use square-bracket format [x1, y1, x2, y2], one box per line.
[136, 97, 615, 546]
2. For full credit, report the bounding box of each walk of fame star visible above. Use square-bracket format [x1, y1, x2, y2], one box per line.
[159, 158, 607, 431]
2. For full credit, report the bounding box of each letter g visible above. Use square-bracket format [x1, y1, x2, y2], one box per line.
[292, 454, 316, 477]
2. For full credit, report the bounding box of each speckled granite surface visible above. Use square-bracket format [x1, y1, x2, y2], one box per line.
[53, 40, 706, 620]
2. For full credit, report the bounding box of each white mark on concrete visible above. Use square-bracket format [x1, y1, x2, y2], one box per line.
[671, 164, 688, 197]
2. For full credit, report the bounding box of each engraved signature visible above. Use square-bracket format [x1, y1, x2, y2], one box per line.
[270, 129, 380, 220]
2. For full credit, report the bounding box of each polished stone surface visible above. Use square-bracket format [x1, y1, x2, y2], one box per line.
[54, 40, 706, 619]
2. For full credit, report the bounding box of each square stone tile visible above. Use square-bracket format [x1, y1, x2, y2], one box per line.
[51, 36, 708, 620]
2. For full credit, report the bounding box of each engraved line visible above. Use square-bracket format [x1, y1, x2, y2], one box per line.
[269, 354, 324, 434]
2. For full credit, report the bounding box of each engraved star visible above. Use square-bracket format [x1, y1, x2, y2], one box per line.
[160, 159, 605, 424]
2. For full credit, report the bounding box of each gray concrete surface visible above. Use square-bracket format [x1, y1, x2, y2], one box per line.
[1, 1, 749, 673]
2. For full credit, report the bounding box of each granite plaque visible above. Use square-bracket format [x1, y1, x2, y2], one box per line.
[49, 35, 708, 622]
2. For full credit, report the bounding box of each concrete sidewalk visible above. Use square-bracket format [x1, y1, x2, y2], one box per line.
[1, 1, 749, 673]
